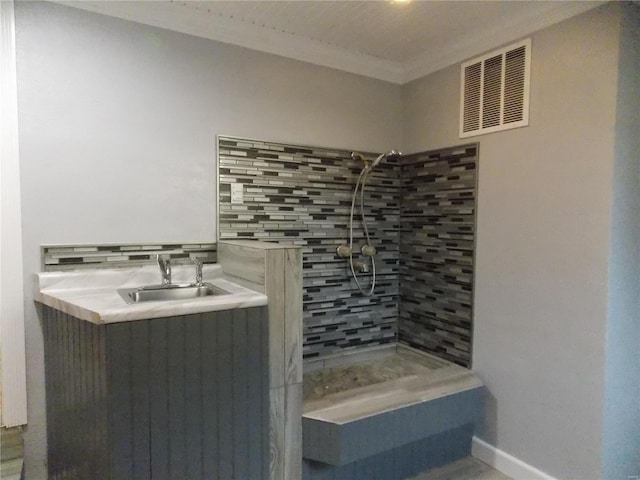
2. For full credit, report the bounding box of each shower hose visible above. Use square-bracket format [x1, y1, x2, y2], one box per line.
[349, 167, 377, 296]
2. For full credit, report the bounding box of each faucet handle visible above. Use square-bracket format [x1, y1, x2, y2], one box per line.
[191, 255, 204, 285]
[157, 254, 169, 270]
[157, 254, 172, 285]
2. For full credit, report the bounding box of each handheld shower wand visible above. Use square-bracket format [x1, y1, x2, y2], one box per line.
[343, 149, 401, 296]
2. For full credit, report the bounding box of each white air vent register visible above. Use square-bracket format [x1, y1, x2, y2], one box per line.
[460, 39, 531, 138]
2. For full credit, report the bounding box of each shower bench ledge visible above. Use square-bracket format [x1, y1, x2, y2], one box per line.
[302, 360, 484, 466]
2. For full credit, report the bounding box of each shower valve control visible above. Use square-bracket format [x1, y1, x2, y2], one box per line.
[361, 245, 377, 257]
[336, 245, 352, 258]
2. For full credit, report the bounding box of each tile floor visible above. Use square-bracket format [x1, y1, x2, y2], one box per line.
[413, 456, 512, 480]
[0, 427, 23, 480]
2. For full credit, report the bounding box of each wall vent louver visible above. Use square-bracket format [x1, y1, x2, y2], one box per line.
[460, 39, 531, 138]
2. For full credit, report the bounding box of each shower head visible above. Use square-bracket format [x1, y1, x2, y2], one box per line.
[385, 150, 402, 160]
[351, 150, 401, 171]
[371, 150, 401, 169]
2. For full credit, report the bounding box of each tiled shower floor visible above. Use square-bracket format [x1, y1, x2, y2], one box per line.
[303, 346, 449, 401]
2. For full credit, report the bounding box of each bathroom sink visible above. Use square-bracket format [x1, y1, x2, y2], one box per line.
[117, 283, 229, 304]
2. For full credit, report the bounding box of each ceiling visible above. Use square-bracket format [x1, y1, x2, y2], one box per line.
[54, 0, 604, 84]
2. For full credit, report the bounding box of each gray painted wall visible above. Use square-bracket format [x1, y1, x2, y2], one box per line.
[15, 1, 638, 478]
[15, 2, 401, 477]
[601, 5, 640, 479]
[403, 4, 635, 479]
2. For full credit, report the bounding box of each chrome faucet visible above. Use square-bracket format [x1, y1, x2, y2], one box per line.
[157, 254, 171, 285]
[193, 256, 203, 286]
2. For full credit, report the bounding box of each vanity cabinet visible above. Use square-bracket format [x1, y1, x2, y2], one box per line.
[42, 305, 269, 480]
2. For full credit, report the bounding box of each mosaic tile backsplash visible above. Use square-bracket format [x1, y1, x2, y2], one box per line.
[398, 145, 478, 367]
[42, 243, 217, 271]
[218, 136, 400, 359]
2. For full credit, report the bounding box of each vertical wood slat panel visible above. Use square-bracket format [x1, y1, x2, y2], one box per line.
[247, 307, 266, 480]
[232, 308, 249, 479]
[68, 312, 75, 477]
[168, 317, 187, 478]
[301, 424, 475, 480]
[59, 309, 68, 475]
[43, 307, 111, 479]
[201, 315, 219, 479]
[79, 316, 90, 476]
[261, 309, 271, 480]
[217, 310, 234, 479]
[43, 306, 268, 480]
[78, 315, 88, 476]
[95, 313, 109, 479]
[63, 310, 74, 476]
[86, 319, 97, 477]
[54, 308, 64, 478]
[64, 313, 72, 478]
[41, 308, 55, 475]
[185, 314, 203, 480]
[86, 316, 96, 478]
[47, 309, 56, 480]
[78, 318, 88, 478]
[149, 317, 170, 480]
[130, 320, 151, 480]
[55, 310, 64, 478]
[73, 317, 80, 477]
[107, 322, 133, 478]
[77, 313, 86, 475]
[74, 319, 81, 477]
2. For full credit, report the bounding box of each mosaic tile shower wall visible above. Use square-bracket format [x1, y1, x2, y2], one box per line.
[398, 145, 478, 367]
[217, 136, 400, 359]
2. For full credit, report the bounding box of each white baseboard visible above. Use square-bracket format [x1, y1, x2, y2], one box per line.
[471, 436, 558, 480]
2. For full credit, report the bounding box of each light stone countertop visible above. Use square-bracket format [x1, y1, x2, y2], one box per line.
[34, 264, 268, 324]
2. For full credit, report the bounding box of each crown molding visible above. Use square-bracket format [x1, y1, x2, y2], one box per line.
[51, 0, 405, 84]
[402, 1, 607, 83]
[51, 1, 605, 85]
